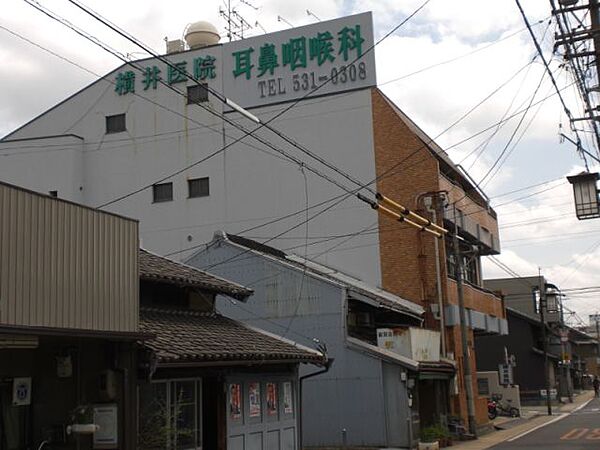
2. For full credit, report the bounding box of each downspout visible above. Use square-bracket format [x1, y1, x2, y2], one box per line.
[298, 358, 334, 450]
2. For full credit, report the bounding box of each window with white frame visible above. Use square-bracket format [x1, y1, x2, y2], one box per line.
[138, 379, 202, 449]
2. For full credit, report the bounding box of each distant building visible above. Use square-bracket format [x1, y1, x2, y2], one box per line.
[479, 277, 597, 404]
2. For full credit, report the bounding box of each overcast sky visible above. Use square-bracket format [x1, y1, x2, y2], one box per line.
[2, 0, 600, 325]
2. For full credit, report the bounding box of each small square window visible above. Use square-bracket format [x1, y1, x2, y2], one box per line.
[152, 182, 173, 203]
[106, 113, 126, 134]
[48, 190, 58, 197]
[188, 177, 209, 198]
[187, 84, 208, 104]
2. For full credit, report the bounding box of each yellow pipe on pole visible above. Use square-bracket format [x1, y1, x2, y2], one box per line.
[377, 204, 442, 238]
[378, 194, 448, 234]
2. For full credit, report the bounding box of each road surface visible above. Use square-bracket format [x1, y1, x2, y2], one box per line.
[492, 397, 600, 449]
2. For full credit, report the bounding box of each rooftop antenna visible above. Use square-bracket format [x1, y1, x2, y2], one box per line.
[255, 21, 267, 34]
[219, 0, 255, 41]
[240, 0, 259, 10]
[277, 15, 294, 27]
[306, 9, 321, 21]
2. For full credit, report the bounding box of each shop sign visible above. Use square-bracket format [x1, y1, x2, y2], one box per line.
[223, 12, 376, 108]
[113, 55, 218, 96]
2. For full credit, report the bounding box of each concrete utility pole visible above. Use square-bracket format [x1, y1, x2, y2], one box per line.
[539, 269, 552, 416]
[595, 313, 600, 353]
[452, 205, 477, 437]
[420, 191, 448, 357]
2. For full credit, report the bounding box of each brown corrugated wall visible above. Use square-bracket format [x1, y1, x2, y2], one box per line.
[0, 183, 138, 332]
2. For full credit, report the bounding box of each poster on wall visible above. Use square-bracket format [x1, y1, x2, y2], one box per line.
[12, 377, 32, 406]
[283, 382, 293, 414]
[266, 382, 277, 416]
[229, 383, 242, 419]
[249, 382, 261, 418]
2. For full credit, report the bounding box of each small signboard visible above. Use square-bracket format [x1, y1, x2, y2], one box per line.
[12, 377, 31, 406]
[93, 404, 118, 449]
[540, 389, 558, 400]
[498, 364, 513, 386]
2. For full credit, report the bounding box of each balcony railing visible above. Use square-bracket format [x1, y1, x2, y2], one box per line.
[443, 207, 500, 255]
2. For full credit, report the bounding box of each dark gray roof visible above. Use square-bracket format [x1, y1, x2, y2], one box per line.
[139, 308, 325, 365]
[139, 249, 252, 300]
[213, 233, 423, 318]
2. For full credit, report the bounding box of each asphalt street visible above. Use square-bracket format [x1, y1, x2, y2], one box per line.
[491, 398, 600, 449]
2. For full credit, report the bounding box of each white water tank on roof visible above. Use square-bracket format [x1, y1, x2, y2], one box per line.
[185, 21, 220, 49]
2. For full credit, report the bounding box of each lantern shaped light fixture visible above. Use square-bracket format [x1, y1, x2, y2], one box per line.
[567, 172, 600, 220]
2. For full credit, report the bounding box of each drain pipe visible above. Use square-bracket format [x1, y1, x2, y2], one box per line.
[298, 358, 334, 450]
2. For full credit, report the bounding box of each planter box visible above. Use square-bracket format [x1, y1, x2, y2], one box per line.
[418, 441, 440, 450]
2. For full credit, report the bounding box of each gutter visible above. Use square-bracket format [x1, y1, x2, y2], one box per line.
[298, 358, 335, 450]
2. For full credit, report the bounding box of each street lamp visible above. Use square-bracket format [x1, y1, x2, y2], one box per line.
[567, 172, 600, 220]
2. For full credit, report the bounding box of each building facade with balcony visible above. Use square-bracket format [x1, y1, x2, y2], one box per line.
[371, 90, 507, 430]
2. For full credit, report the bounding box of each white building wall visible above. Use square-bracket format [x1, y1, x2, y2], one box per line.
[0, 16, 382, 285]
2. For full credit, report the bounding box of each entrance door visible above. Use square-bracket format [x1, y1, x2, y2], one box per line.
[0, 383, 29, 450]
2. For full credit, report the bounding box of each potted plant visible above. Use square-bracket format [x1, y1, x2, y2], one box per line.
[419, 424, 452, 449]
[67, 405, 99, 435]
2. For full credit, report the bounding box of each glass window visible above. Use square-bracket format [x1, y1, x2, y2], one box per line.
[138, 379, 201, 450]
[187, 84, 208, 104]
[188, 177, 209, 198]
[106, 113, 126, 134]
[477, 378, 490, 396]
[153, 182, 173, 203]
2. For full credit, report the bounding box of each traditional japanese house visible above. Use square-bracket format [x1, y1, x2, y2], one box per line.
[187, 232, 456, 449]
[136, 249, 326, 450]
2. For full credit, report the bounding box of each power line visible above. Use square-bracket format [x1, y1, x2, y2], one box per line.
[65, 0, 432, 208]
[516, 0, 591, 165]
[24, 0, 389, 215]
[490, 176, 565, 198]
[378, 18, 549, 86]
[478, 61, 549, 186]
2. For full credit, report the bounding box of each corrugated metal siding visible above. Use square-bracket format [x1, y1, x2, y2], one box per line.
[0, 184, 138, 332]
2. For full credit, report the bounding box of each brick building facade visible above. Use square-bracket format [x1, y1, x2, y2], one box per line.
[372, 89, 506, 429]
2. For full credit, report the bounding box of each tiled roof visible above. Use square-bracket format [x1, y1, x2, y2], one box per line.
[139, 249, 252, 300]
[139, 308, 325, 365]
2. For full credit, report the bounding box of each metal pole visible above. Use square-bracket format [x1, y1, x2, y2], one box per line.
[432, 199, 447, 357]
[452, 205, 477, 436]
[596, 316, 600, 352]
[539, 269, 552, 415]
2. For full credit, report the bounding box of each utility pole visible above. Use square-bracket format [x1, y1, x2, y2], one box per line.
[539, 269, 552, 416]
[452, 205, 477, 437]
[420, 191, 448, 357]
[596, 314, 600, 351]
